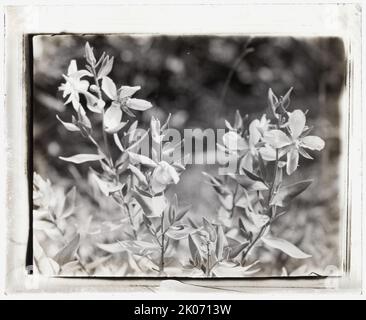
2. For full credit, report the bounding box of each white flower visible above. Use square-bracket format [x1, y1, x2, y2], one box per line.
[263, 110, 325, 175]
[150, 161, 180, 194]
[221, 115, 274, 171]
[151, 116, 163, 144]
[59, 60, 92, 112]
[101, 77, 153, 113]
[103, 102, 128, 134]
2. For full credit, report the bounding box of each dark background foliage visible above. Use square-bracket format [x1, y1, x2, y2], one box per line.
[33, 35, 345, 276]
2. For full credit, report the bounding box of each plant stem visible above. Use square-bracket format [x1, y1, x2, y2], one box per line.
[241, 139, 280, 266]
[230, 183, 239, 218]
[206, 241, 211, 277]
[91, 64, 113, 167]
[159, 211, 165, 274]
[123, 200, 137, 239]
[89, 64, 138, 238]
[241, 222, 268, 266]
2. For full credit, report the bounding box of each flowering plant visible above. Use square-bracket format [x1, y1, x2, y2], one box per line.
[33, 43, 324, 277]
[203, 88, 325, 271]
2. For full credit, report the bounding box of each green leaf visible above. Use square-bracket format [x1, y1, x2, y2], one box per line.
[128, 152, 157, 168]
[60, 186, 76, 219]
[131, 189, 153, 215]
[33, 236, 60, 275]
[262, 236, 311, 259]
[165, 224, 195, 240]
[234, 110, 243, 130]
[175, 205, 191, 221]
[215, 225, 228, 260]
[85, 42, 96, 66]
[257, 152, 268, 182]
[128, 164, 148, 186]
[53, 234, 80, 266]
[270, 180, 313, 207]
[98, 56, 114, 79]
[280, 87, 293, 109]
[168, 194, 178, 224]
[268, 88, 278, 109]
[60, 260, 81, 274]
[242, 168, 266, 184]
[56, 115, 80, 132]
[59, 154, 105, 164]
[91, 172, 123, 197]
[229, 241, 249, 259]
[97, 240, 159, 257]
[203, 217, 217, 243]
[188, 235, 202, 265]
[267, 88, 279, 120]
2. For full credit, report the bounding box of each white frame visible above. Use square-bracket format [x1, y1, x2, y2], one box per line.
[2, 3, 363, 295]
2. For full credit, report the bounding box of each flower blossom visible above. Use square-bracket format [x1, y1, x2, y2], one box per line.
[263, 110, 325, 175]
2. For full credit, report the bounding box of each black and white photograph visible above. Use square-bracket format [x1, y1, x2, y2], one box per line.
[32, 35, 345, 278]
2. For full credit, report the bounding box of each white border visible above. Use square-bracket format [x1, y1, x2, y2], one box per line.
[1, 2, 363, 297]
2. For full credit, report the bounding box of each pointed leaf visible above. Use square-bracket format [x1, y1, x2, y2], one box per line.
[128, 152, 157, 168]
[59, 154, 105, 164]
[215, 225, 228, 260]
[188, 235, 202, 265]
[262, 236, 311, 259]
[165, 224, 195, 240]
[229, 241, 249, 259]
[56, 115, 80, 132]
[242, 168, 266, 184]
[270, 180, 312, 207]
[53, 234, 80, 266]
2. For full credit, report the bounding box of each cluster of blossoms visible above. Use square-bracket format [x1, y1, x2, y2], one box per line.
[220, 94, 324, 175]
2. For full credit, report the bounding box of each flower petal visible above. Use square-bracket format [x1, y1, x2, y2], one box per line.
[288, 110, 306, 139]
[301, 136, 325, 151]
[151, 161, 179, 192]
[83, 92, 104, 113]
[223, 131, 248, 150]
[263, 130, 292, 149]
[167, 164, 180, 184]
[249, 119, 261, 146]
[104, 104, 122, 133]
[77, 80, 90, 92]
[286, 148, 299, 175]
[150, 116, 162, 143]
[71, 70, 93, 79]
[101, 76, 117, 100]
[119, 86, 141, 99]
[67, 60, 77, 75]
[126, 98, 153, 111]
[259, 145, 277, 161]
[150, 176, 166, 194]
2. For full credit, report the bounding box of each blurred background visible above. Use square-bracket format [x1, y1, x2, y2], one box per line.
[33, 35, 345, 276]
